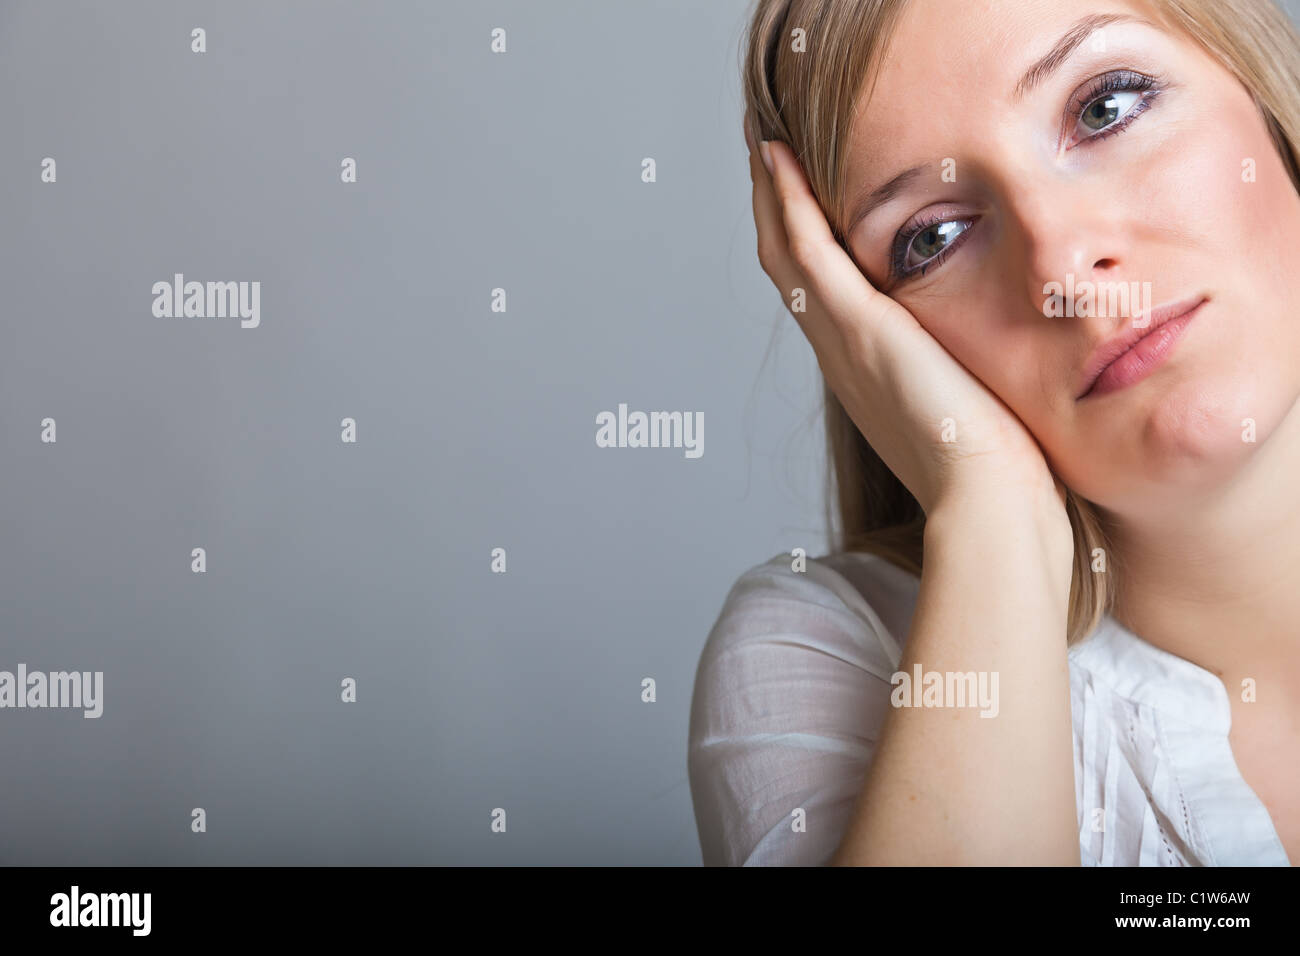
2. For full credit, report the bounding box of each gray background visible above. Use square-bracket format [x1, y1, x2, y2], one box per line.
[0, 0, 828, 865]
[7, 0, 1296, 867]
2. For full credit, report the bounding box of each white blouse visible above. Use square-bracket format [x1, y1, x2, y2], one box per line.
[688, 550, 1292, 866]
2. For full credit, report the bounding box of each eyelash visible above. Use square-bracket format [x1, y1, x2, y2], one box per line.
[1065, 69, 1160, 146]
[888, 69, 1163, 284]
[888, 211, 975, 282]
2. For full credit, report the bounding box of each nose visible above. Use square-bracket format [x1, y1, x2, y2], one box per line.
[1012, 179, 1134, 321]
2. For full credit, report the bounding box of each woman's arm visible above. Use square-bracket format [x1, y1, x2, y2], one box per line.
[747, 130, 1079, 865]
[829, 474, 1079, 865]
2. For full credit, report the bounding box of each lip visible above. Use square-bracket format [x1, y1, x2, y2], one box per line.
[1076, 295, 1208, 400]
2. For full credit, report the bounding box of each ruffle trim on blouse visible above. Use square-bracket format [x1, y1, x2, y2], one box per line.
[1070, 616, 1290, 866]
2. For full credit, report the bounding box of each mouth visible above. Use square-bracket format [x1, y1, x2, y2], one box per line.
[1076, 294, 1208, 401]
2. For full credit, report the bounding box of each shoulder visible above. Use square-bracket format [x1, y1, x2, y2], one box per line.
[698, 549, 919, 674]
[686, 550, 919, 866]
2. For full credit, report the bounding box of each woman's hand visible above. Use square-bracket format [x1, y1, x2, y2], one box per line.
[746, 120, 1067, 525]
[745, 123, 1081, 865]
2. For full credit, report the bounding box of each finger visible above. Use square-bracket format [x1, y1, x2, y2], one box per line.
[751, 148, 832, 351]
[747, 125, 866, 367]
[765, 139, 902, 331]
[748, 132, 812, 306]
[751, 145, 796, 285]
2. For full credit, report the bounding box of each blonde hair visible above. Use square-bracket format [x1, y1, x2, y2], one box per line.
[740, 0, 1300, 644]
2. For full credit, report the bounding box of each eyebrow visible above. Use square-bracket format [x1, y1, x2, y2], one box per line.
[1012, 12, 1148, 102]
[844, 163, 929, 237]
[844, 12, 1151, 236]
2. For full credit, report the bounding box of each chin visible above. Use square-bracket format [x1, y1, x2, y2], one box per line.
[1131, 371, 1292, 490]
[1057, 371, 1288, 511]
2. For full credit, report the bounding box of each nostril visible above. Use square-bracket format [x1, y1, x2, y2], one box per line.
[1093, 257, 1119, 270]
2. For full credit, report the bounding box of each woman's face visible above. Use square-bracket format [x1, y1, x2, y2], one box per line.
[841, 0, 1300, 517]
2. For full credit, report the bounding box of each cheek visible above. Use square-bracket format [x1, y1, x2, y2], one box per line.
[910, 288, 1033, 405]
[908, 269, 1065, 425]
[1193, 115, 1297, 277]
[1144, 109, 1300, 459]
[1156, 78, 1300, 303]
[1070, 98, 1300, 500]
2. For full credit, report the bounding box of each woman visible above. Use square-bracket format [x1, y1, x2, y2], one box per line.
[688, 0, 1300, 866]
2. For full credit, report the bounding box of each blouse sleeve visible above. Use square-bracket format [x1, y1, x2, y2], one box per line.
[687, 553, 908, 865]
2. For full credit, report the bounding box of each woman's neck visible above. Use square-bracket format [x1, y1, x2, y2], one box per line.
[1104, 398, 1300, 697]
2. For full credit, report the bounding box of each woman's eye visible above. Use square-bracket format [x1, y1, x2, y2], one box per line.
[903, 219, 970, 271]
[1075, 89, 1143, 137]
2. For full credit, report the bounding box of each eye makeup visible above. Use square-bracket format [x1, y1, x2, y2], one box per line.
[1062, 68, 1164, 148]
[883, 67, 1167, 286]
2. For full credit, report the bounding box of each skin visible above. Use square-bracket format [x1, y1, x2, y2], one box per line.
[748, 0, 1300, 863]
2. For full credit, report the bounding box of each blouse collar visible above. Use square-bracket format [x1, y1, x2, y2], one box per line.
[1068, 614, 1232, 734]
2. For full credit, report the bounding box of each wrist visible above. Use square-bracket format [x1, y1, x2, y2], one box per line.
[936, 465, 1063, 512]
[924, 476, 1075, 587]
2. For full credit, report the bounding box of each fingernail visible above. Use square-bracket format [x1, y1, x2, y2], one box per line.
[759, 140, 774, 175]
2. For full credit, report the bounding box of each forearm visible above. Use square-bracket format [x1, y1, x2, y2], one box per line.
[831, 489, 1078, 865]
